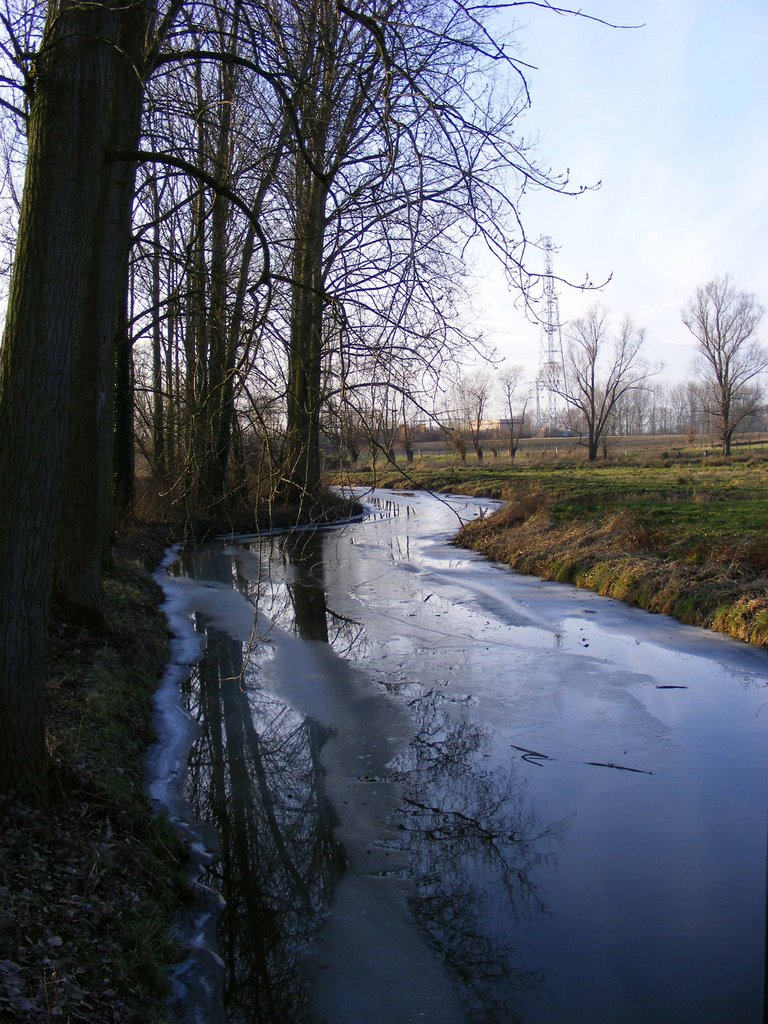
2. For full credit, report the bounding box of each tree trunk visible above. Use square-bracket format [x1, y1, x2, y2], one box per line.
[191, 187, 232, 512]
[0, 0, 153, 798]
[55, 80, 145, 609]
[191, 50, 239, 513]
[114, 301, 136, 518]
[282, 172, 327, 511]
[151, 188, 166, 477]
[721, 401, 732, 456]
[185, 62, 211, 507]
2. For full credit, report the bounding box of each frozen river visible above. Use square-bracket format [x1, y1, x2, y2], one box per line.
[153, 489, 768, 1023]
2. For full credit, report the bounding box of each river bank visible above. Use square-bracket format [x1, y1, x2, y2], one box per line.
[336, 456, 768, 647]
[0, 495, 359, 1023]
[0, 527, 182, 1022]
[455, 495, 768, 647]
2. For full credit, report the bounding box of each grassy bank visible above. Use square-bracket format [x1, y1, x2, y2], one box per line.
[334, 453, 768, 647]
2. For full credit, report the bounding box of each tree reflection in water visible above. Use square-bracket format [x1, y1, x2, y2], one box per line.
[183, 534, 347, 1023]
[181, 530, 558, 1023]
[241, 530, 369, 658]
[387, 689, 559, 1024]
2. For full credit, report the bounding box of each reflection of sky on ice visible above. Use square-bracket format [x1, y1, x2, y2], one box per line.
[155, 489, 768, 1024]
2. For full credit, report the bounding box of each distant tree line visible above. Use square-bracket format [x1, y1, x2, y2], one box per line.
[412, 281, 766, 463]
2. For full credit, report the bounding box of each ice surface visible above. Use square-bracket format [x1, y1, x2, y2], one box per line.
[155, 489, 768, 1023]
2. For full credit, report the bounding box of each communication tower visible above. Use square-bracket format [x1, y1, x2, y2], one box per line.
[536, 237, 564, 433]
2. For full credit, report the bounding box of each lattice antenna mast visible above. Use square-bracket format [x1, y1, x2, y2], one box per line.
[537, 237, 564, 432]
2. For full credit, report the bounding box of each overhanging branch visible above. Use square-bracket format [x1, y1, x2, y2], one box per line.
[107, 148, 271, 288]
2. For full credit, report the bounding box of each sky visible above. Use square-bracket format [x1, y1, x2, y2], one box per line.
[469, 0, 768, 385]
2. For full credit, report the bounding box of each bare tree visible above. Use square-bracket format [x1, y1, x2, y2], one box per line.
[682, 276, 766, 456]
[439, 369, 492, 461]
[546, 306, 657, 461]
[498, 364, 531, 458]
[646, 382, 671, 435]
[439, 379, 470, 462]
[462, 369, 493, 461]
[262, 0, 598, 506]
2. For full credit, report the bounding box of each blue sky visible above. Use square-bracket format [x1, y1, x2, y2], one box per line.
[472, 0, 768, 383]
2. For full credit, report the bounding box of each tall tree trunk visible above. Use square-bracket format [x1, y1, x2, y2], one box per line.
[193, 182, 231, 510]
[0, 0, 154, 798]
[186, 67, 210, 506]
[190, 45, 244, 514]
[165, 291, 178, 474]
[55, 102, 144, 610]
[114, 297, 136, 518]
[721, 398, 731, 456]
[151, 181, 166, 477]
[282, 174, 327, 510]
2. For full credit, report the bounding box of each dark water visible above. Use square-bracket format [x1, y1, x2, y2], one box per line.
[155, 490, 768, 1023]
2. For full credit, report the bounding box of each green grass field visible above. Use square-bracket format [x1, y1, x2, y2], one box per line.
[337, 452, 768, 545]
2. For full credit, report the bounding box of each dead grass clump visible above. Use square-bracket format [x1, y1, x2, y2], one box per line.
[745, 538, 768, 572]
[713, 595, 768, 646]
[458, 486, 549, 543]
[594, 510, 653, 552]
[732, 536, 768, 574]
[496, 484, 550, 522]
[456, 506, 553, 575]
[580, 558, 649, 602]
[460, 504, 653, 594]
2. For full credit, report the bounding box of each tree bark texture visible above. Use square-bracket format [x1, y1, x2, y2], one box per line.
[114, 300, 137, 517]
[54, 0, 151, 611]
[282, 174, 327, 509]
[0, 0, 154, 797]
